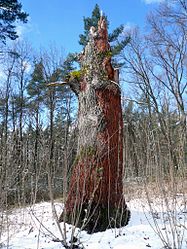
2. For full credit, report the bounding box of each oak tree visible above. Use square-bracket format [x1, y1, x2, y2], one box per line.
[50, 16, 130, 233]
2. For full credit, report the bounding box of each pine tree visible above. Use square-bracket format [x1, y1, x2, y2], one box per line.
[79, 4, 130, 66]
[27, 61, 46, 174]
[27, 61, 46, 103]
[0, 0, 28, 43]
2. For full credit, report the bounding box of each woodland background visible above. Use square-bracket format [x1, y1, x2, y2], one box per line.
[0, 0, 186, 210]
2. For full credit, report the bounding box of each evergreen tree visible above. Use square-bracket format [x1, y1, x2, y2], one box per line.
[79, 4, 130, 66]
[61, 53, 76, 79]
[27, 61, 46, 104]
[79, 4, 102, 47]
[0, 0, 28, 43]
[26, 61, 46, 175]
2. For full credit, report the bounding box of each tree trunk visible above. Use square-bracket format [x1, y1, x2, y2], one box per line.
[59, 17, 130, 233]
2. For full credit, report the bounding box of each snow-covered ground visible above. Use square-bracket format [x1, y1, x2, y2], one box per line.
[0, 197, 187, 249]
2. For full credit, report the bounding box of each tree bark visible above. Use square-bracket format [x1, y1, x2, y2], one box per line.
[59, 16, 130, 233]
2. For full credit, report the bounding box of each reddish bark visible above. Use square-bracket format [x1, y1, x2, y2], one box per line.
[59, 16, 130, 233]
[64, 87, 124, 208]
[96, 17, 114, 80]
[95, 87, 124, 204]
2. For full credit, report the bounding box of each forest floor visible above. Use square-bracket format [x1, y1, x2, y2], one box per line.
[0, 195, 187, 249]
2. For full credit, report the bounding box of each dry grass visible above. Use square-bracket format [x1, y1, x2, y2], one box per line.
[124, 177, 187, 201]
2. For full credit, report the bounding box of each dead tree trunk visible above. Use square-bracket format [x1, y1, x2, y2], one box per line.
[58, 17, 130, 233]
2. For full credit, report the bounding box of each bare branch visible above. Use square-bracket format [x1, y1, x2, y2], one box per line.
[47, 81, 67, 87]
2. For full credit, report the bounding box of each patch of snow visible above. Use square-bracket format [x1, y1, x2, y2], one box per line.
[0, 198, 187, 249]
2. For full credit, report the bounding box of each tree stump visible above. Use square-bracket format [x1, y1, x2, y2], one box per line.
[59, 16, 130, 233]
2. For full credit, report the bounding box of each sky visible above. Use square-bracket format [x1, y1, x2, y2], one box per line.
[18, 0, 164, 55]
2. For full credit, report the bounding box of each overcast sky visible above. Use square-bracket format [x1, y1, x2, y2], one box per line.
[18, 0, 164, 54]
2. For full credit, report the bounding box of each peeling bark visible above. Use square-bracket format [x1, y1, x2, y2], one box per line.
[59, 16, 130, 233]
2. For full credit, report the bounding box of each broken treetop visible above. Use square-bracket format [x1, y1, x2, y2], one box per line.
[68, 16, 119, 94]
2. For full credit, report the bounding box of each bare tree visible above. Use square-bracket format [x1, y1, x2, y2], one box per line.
[122, 0, 187, 176]
[146, 0, 187, 127]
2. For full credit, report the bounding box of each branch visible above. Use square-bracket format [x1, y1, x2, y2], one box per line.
[47, 81, 80, 96]
[47, 81, 67, 87]
[124, 97, 147, 105]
